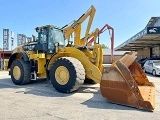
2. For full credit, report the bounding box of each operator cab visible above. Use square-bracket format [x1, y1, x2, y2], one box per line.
[35, 25, 65, 53]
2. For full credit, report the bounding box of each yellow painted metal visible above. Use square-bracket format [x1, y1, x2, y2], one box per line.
[26, 51, 35, 55]
[86, 28, 99, 46]
[13, 66, 21, 80]
[46, 54, 53, 59]
[37, 58, 46, 74]
[98, 45, 104, 73]
[37, 73, 46, 78]
[55, 66, 70, 85]
[47, 46, 103, 83]
[29, 53, 45, 59]
[92, 44, 100, 67]
[63, 5, 96, 43]
[38, 53, 45, 58]
[22, 52, 47, 78]
[47, 47, 102, 83]
[64, 47, 102, 83]
[47, 52, 70, 70]
[74, 25, 82, 45]
[82, 51, 95, 62]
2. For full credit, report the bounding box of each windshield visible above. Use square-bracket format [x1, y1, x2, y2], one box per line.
[153, 61, 160, 66]
[49, 29, 65, 45]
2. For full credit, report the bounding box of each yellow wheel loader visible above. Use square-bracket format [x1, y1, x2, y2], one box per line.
[7, 6, 155, 111]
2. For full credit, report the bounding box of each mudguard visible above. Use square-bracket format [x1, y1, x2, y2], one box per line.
[8, 52, 29, 69]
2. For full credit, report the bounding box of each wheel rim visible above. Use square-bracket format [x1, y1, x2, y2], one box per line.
[13, 66, 21, 80]
[153, 70, 156, 76]
[55, 66, 70, 85]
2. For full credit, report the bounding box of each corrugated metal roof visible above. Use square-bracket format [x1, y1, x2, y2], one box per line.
[115, 17, 160, 51]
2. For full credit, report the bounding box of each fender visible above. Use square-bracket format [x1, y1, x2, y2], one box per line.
[8, 52, 29, 69]
[47, 47, 102, 83]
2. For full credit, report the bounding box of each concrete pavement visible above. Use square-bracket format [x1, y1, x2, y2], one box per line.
[0, 71, 160, 120]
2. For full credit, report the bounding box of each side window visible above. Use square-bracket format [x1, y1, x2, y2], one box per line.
[148, 61, 151, 65]
[50, 31, 55, 43]
[40, 29, 47, 43]
[149, 63, 153, 66]
[148, 61, 153, 66]
[42, 34, 47, 43]
[48, 30, 54, 50]
[145, 61, 149, 65]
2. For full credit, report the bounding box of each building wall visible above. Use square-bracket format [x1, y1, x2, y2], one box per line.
[152, 46, 160, 58]
[103, 55, 122, 64]
[137, 46, 160, 59]
[0, 51, 12, 59]
[137, 48, 150, 59]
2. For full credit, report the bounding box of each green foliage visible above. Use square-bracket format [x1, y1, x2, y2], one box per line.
[0, 48, 2, 50]
[101, 44, 108, 49]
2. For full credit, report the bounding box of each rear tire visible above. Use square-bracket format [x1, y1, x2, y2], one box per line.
[50, 57, 85, 93]
[10, 59, 31, 85]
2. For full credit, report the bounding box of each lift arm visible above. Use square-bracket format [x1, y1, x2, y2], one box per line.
[62, 5, 96, 45]
[81, 28, 99, 44]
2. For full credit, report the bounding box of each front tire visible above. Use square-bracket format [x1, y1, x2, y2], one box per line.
[50, 57, 85, 93]
[152, 70, 156, 76]
[10, 59, 31, 85]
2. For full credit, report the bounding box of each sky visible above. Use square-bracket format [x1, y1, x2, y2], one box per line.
[0, 0, 160, 50]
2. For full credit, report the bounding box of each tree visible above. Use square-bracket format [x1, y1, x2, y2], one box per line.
[101, 44, 108, 49]
[0, 48, 2, 50]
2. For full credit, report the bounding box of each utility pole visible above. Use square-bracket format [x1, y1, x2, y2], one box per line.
[2, 28, 9, 70]
[2, 28, 4, 70]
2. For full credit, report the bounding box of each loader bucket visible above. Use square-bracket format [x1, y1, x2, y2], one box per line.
[100, 51, 155, 111]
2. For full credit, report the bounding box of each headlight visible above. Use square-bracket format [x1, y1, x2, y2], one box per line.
[157, 68, 160, 71]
